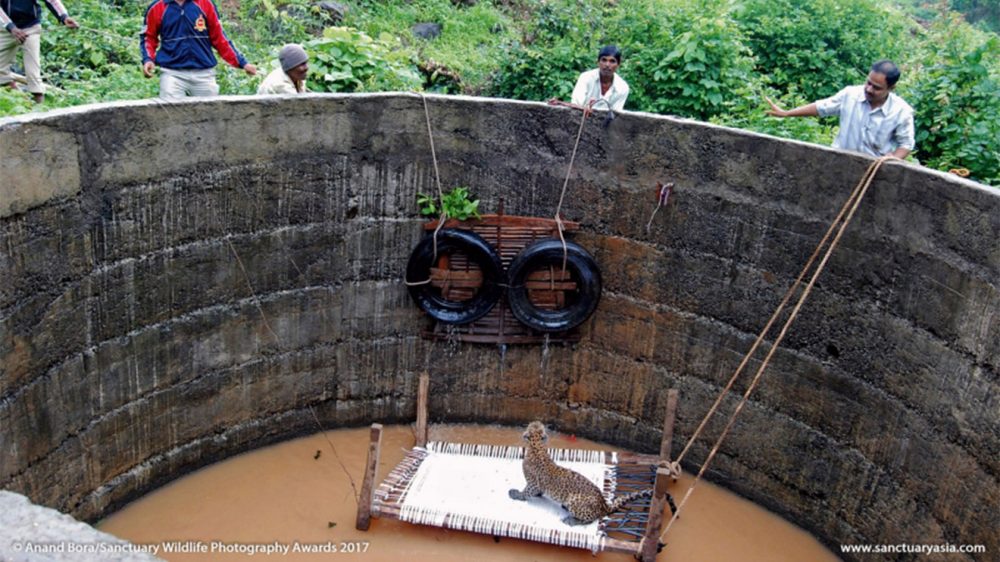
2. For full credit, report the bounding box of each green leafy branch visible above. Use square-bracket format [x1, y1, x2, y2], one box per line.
[417, 186, 482, 221]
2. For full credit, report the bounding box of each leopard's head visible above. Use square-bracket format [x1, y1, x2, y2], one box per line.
[522, 421, 549, 446]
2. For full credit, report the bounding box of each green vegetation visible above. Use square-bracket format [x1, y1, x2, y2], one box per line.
[734, 0, 912, 102]
[904, 13, 1000, 183]
[305, 27, 421, 92]
[602, 1, 756, 119]
[3, 0, 154, 108]
[898, 0, 1000, 33]
[418, 186, 482, 221]
[343, 0, 517, 92]
[0, 0, 997, 186]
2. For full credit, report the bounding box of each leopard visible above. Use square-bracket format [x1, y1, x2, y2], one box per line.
[508, 421, 677, 526]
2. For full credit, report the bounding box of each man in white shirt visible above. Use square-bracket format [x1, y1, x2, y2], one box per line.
[257, 43, 308, 95]
[765, 60, 915, 159]
[550, 45, 630, 113]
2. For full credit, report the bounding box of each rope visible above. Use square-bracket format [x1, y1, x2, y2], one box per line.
[402, 95, 450, 287]
[309, 404, 359, 506]
[76, 25, 138, 48]
[554, 107, 589, 221]
[404, 268, 457, 287]
[223, 234, 359, 494]
[225, 235, 279, 343]
[553, 106, 590, 272]
[674, 156, 891, 467]
[659, 156, 894, 543]
[645, 182, 673, 233]
[421, 94, 448, 259]
[551, 99, 614, 271]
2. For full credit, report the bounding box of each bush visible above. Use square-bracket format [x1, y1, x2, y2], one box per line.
[490, 38, 592, 102]
[304, 27, 421, 92]
[710, 84, 836, 147]
[492, 0, 758, 120]
[0, 86, 34, 114]
[40, 0, 144, 87]
[734, 0, 915, 101]
[905, 0, 1000, 34]
[904, 14, 1000, 184]
[479, 0, 604, 101]
[951, 0, 1000, 33]
[343, 0, 518, 93]
[616, 0, 757, 119]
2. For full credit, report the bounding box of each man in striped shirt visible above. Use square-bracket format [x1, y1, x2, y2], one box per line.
[0, 0, 77, 103]
[765, 60, 915, 159]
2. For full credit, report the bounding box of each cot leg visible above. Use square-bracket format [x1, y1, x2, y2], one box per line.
[659, 389, 679, 463]
[637, 467, 672, 561]
[415, 372, 430, 447]
[355, 423, 383, 531]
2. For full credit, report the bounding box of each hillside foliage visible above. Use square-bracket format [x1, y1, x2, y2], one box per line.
[0, 0, 997, 186]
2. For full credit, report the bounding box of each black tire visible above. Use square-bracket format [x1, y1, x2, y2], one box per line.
[506, 238, 602, 333]
[405, 228, 506, 325]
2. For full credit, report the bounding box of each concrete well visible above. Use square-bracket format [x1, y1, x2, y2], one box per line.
[1, 94, 997, 559]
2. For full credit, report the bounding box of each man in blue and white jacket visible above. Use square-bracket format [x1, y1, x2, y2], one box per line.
[0, 0, 77, 103]
[140, 0, 256, 100]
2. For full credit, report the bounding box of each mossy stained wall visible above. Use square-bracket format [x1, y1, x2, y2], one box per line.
[0, 94, 997, 559]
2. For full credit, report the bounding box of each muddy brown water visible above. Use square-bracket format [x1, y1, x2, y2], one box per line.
[99, 424, 839, 562]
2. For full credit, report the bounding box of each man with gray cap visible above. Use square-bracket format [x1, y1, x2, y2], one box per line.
[258, 44, 308, 95]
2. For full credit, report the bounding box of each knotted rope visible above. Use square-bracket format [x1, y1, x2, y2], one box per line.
[645, 182, 673, 233]
[659, 156, 895, 543]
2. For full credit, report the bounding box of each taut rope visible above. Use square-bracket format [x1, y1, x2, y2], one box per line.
[660, 156, 895, 543]
[552, 99, 615, 270]
[225, 235, 279, 342]
[553, 105, 592, 271]
[223, 236, 359, 501]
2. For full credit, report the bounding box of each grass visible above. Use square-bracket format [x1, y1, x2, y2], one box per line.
[342, 0, 518, 91]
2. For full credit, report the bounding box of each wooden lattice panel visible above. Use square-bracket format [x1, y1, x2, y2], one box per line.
[421, 214, 582, 344]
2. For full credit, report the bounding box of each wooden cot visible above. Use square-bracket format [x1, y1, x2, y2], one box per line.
[356, 375, 680, 562]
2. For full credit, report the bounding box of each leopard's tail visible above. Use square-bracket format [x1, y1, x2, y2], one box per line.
[607, 489, 653, 513]
[607, 489, 678, 515]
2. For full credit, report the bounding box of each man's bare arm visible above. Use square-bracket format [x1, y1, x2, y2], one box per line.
[765, 96, 819, 118]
